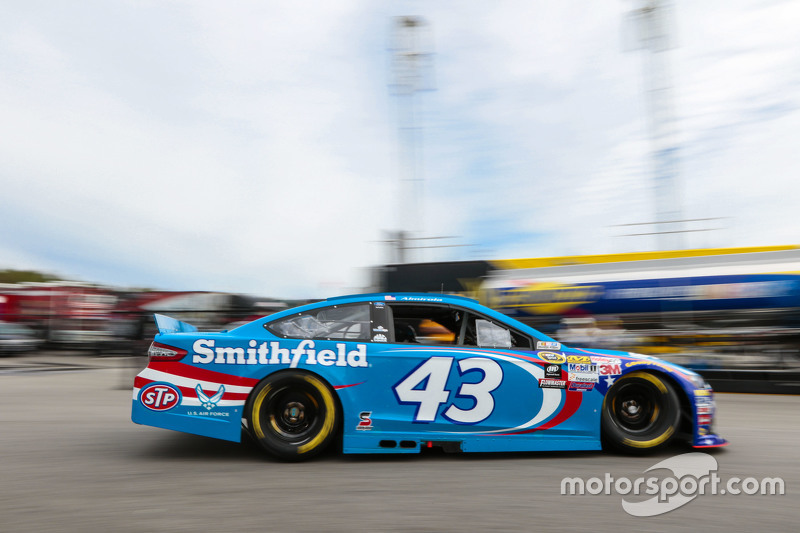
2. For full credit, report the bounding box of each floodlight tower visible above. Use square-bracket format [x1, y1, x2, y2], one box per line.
[388, 16, 434, 263]
[627, 0, 683, 250]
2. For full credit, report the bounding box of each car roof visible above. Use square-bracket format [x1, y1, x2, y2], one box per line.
[325, 292, 479, 305]
[260, 293, 482, 323]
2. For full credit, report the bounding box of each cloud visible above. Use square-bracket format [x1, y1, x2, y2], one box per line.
[1, 0, 799, 298]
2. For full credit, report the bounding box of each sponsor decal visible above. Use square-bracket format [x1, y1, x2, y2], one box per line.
[568, 363, 597, 374]
[545, 364, 562, 378]
[539, 378, 567, 389]
[569, 381, 595, 392]
[196, 384, 225, 410]
[373, 326, 388, 332]
[372, 334, 388, 342]
[395, 296, 443, 302]
[374, 302, 385, 308]
[140, 383, 181, 411]
[590, 356, 621, 365]
[694, 389, 711, 397]
[696, 405, 712, 415]
[537, 341, 562, 351]
[567, 363, 598, 383]
[191, 339, 368, 368]
[569, 373, 599, 383]
[626, 360, 677, 373]
[385, 295, 396, 300]
[538, 351, 567, 364]
[698, 427, 709, 436]
[356, 411, 373, 431]
[698, 415, 712, 426]
[566, 355, 591, 364]
[598, 363, 622, 376]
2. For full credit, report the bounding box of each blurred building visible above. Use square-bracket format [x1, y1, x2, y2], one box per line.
[375, 245, 800, 370]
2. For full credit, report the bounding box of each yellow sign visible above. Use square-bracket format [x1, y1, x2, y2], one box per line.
[485, 282, 603, 315]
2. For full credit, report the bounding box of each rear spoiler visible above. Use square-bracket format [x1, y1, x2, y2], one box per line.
[154, 314, 199, 335]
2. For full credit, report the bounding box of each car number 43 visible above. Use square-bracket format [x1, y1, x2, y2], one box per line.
[393, 356, 503, 424]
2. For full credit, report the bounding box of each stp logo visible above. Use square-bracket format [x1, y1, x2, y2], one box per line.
[141, 383, 181, 411]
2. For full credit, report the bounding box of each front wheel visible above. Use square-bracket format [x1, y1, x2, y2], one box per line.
[601, 371, 681, 453]
[246, 371, 339, 461]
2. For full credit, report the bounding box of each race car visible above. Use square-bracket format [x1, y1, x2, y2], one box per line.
[131, 293, 727, 461]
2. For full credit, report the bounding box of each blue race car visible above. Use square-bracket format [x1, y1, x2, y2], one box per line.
[131, 293, 727, 461]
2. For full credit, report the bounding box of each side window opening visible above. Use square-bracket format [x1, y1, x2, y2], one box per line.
[388, 304, 461, 345]
[382, 303, 534, 350]
[268, 303, 370, 340]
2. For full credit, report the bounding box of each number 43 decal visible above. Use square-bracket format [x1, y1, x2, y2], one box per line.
[393, 356, 503, 424]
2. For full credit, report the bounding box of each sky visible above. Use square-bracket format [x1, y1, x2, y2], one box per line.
[1, 0, 799, 299]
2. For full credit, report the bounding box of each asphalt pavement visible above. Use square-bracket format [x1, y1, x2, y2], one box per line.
[0, 352, 797, 532]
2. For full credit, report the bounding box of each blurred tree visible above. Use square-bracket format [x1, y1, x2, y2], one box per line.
[0, 269, 62, 283]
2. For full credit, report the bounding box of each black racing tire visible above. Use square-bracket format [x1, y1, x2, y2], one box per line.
[601, 371, 681, 454]
[246, 371, 340, 461]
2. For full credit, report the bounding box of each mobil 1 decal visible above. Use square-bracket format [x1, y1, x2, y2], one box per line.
[392, 352, 581, 433]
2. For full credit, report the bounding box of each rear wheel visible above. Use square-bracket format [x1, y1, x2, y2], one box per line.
[246, 371, 339, 461]
[601, 371, 681, 453]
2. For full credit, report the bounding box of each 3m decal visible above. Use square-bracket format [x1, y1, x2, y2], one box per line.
[598, 363, 622, 375]
[393, 357, 503, 424]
